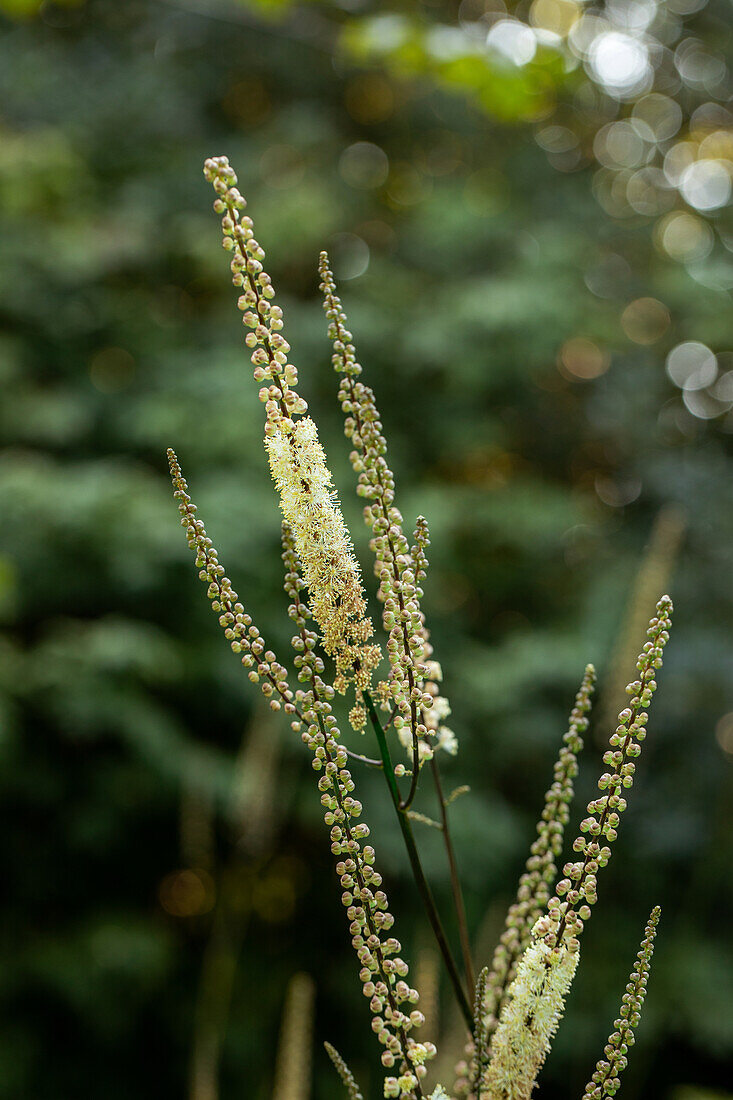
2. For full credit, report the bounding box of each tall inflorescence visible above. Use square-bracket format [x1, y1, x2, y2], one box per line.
[168, 449, 297, 720]
[266, 417, 381, 720]
[582, 906, 661, 1099]
[483, 937, 579, 1100]
[535, 595, 673, 954]
[481, 665, 596, 1044]
[482, 597, 672, 1100]
[202, 155, 305, 435]
[202, 156, 379, 717]
[324, 1042, 365, 1100]
[319, 253, 453, 770]
[455, 667, 594, 1099]
[173, 155, 673, 1100]
[281, 522, 435, 1100]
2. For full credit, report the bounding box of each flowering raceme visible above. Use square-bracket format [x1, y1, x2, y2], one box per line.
[266, 415, 381, 716]
[166, 154, 676, 1100]
[483, 937, 580, 1100]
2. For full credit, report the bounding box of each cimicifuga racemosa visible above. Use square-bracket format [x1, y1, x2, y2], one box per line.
[454, 666, 595, 1099]
[581, 907, 661, 1099]
[479, 598, 672, 1099]
[324, 1042, 365, 1100]
[166, 154, 677, 1100]
[319, 253, 453, 770]
[281, 521, 435, 1097]
[203, 155, 379, 716]
[169, 448, 434, 1098]
[537, 596, 672, 953]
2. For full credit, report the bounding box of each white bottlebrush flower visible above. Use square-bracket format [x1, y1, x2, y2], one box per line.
[266, 416, 380, 703]
[483, 938, 579, 1100]
[435, 726, 458, 755]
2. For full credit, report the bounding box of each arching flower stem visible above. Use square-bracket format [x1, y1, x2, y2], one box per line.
[430, 751, 476, 999]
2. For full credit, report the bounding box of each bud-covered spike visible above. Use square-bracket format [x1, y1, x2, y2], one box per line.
[324, 1041, 365, 1100]
[538, 596, 673, 951]
[481, 665, 596, 1048]
[581, 906, 661, 1099]
[166, 448, 296, 717]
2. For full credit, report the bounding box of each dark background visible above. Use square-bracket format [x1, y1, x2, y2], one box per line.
[1, 0, 732, 1097]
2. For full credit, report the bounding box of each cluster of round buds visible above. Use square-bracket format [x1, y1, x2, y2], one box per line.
[203, 155, 307, 435]
[408, 518, 456, 760]
[537, 596, 673, 952]
[167, 449, 297, 719]
[479, 665, 596, 1058]
[319, 253, 439, 767]
[376, 512, 434, 759]
[581, 907, 660, 1099]
[281, 525, 434, 1098]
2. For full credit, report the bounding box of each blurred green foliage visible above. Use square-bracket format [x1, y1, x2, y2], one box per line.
[0, 1, 732, 1098]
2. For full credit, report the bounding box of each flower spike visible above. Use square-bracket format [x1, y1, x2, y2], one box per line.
[266, 416, 381, 709]
[581, 906, 661, 1099]
[482, 665, 596, 1045]
[324, 1042, 365, 1100]
[167, 448, 298, 719]
[536, 596, 673, 952]
[203, 155, 306, 435]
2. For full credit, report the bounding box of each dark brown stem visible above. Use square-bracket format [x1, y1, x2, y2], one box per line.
[430, 753, 475, 999]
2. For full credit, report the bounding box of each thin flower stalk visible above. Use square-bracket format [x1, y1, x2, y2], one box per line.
[581, 906, 660, 1099]
[324, 1042, 365, 1100]
[203, 155, 305, 436]
[481, 666, 596, 1043]
[281, 523, 435, 1099]
[431, 752, 475, 997]
[536, 597, 673, 953]
[364, 690, 473, 1031]
[167, 449, 299, 721]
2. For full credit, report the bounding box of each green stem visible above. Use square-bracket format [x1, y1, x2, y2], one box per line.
[365, 692, 473, 1030]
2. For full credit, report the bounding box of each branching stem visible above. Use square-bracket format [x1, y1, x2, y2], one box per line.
[365, 692, 473, 1029]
